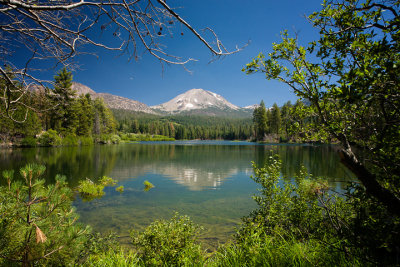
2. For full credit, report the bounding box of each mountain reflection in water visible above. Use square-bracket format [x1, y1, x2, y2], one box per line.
[0, 141, 354, 248]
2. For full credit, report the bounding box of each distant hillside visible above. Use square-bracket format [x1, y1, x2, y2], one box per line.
[70, 82, 157, 114]
[29, 83, 256, 117]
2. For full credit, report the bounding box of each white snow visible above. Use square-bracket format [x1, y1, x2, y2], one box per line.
[194, 98, 198, 103]
[208, 102, 213, 105]
[185, 103, 194, 108]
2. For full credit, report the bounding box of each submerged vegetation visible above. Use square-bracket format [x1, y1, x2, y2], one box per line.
[77, 176, 118, 201]
[143, 180, 155, 192]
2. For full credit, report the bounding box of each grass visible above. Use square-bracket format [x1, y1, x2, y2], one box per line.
[119, 133, 175, 142]
[84, 248, 140, 267]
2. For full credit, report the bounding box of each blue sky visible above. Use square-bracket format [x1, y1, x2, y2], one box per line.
[16, 0, 324, 107]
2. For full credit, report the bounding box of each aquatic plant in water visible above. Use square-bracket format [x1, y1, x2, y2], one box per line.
[77, 176, 118, 201]
[143, 180, 155, 192]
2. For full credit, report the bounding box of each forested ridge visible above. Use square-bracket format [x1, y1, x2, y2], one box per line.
[1, 68, 319, 144]
[0, 67, 118, 146]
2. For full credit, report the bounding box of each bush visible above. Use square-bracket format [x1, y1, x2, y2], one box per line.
[230, 155, 362, 266]
[119, 133, 129, 141]
[38, 129, 62, 146]
[131, 213, 204, 266]
[79, 136, 94, 146]
[83, 248, 139, 267]
[77, 176, 117, 201]
[110, 134, 121, 144]
[96, 134, 111, 144]
[62, 134, 79, 146]
[211, 227, 358, 266]
[20, 136, 37, 147]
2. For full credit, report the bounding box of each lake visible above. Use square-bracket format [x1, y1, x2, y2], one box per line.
[0, 141, 354, 249]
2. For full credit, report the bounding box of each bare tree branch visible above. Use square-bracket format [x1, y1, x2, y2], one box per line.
[0, 0, 245, 122]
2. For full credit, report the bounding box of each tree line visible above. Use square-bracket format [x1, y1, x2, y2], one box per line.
[113, 110, 254, 140]
[0, 67, 117, 145]
[252, 99, 322, 142]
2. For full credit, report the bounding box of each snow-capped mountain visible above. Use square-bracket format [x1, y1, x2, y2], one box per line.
[151, 88, 240, 113]
[29, 83, 255, 117]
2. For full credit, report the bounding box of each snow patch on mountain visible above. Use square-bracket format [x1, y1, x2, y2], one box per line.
[151, 88, 240, 113]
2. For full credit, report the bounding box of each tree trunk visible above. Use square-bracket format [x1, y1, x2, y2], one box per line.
[339, 148, 400, 217]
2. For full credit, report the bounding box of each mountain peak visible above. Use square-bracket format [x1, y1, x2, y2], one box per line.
[151, 88, 240, 113]
[71, 82, 96, 96]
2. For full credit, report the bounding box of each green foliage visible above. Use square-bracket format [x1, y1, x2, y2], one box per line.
[212, 228, 358, 266]
[343, 182, 400, 265]
[230, 155, 361, 265]
[93, 98, 116, 135]
[0, 68, 42, 141]
[77, 176, 117, 201]
[76, 94, 94, 136]
[143, 180, 154, 192]
[253, 100, 268, 141]
[38, 129, 62, 146]
[0, 164, 90, 266]
[77, 232, 124, 265]
[131, 213, 204, 266]
[1, 68, 118, 144]
[244, 1, 400, 263]
[50, 67, 77, 134]
[62, 134, 79, 146]
[113, 110, 254, 141]
[99, 176, 117, 186]
[110, 134, 121, 144]
[20, 136, 37, 147]
[79, 136, 94, 146]
[243, 156, 339, 238]
[269, 103, 281, 135]
[115, 185, 124, 193]
[97, 133, 122, 144]
[120, 133, 175, 142]
[83, 248, 139, 267]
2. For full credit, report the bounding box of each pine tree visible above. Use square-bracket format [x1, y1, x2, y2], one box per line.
[280, 101, 292, 139]
[76, 94, 94, 136]
[270, 103, 281, 135]
[253, 100, 268, 141]
[92, 98, 116, 135]
[0, 164, 89, 265]
[50, 67, 77, 134]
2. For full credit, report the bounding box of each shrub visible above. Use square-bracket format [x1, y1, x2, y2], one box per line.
[20, 136, 37, 147]
[77, 176, 117, 201]
[83, 248, 139, 267]
[62, 134, 79, 146]
[110, 134, 121, 144]
[80, 136, 94, 146]
[115, 185, 124, 193]
[131, 213, 204, 266]
[119, 133, 129, 141]
[143, 180, 154, 192]
[97, 134, 111, 144]
[38, 129, 62, 146]
[231, 155, 361, 266]
[211, 227, 358, 266]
